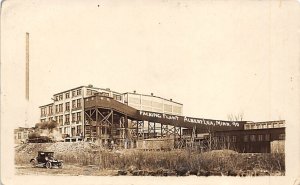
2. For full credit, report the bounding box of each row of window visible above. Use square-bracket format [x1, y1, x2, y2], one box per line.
[128, 100, 182, 114]
[41, 112, 82, 124]
[56, 99, 82, 113]
[41, 99, 82, 116]
[213, 136, 237, 143]
[213, 133, 285, 143]
[244, 121, 285, 130]
[59, 125, 82, 135]
[243, 134, 270, 142]
[55, 89, 82, 101]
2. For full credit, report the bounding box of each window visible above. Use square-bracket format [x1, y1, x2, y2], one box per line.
[59, 104, 63, 112]
[59, 94, 63, 100]
[55, 105, 59, 113]
[102, 92, 109, 97]
[113, 94, 122, 101]
[173, 106, 182, 114]
[116, 95, 122, 101]
[76, 99, 81, 108]
[258, 135, 263, 141]
[64, 127, 67, 134]
[250, 135, 256, 142]
[77, 125, 82, 135]
[55, 96, 59, 101]
[18, 133, 21, 139]
[77, 112, 81, 121]
[65, 102, 70, 111]
[77, 89, 82, 95]
[72, 91, 76, 97]
[87, 89, 92, 96]
[65, 114, 70, 123]
[59, 115, 63, 124]
[92, 90, 97, 95]
[72, 113, 76, 122]
[265, 134, 270, 141]
[232, 136, 237, 142]
[243, 135, 249, 142]
[164, 104, 172, 112]
[55, 116, 58, 122]
[279, 122, 284, 127]
[65, 92, 70, 99]
[41, 108, 46, 116]
[49, 106, 53, 114]
[142, 99, 152, 106]
[72, 100, 76, 108]
[129, 97, 140, 104]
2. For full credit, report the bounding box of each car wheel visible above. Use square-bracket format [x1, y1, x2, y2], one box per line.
[46, 162, 52, 169]
[30, 159, 37, 168]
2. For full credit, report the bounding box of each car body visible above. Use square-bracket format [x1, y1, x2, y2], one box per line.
[30, 151, 63, 169]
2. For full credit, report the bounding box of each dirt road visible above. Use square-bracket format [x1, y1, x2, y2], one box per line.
[15, 164, 118, 176]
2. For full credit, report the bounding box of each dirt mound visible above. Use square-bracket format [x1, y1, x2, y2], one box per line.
[15, 142, 101, 154]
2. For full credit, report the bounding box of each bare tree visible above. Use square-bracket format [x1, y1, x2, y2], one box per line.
[227, 112, 244, 121]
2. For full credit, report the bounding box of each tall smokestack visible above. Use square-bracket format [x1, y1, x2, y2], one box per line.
[25, 32, 30, 128]
[25, 32, 29, 100]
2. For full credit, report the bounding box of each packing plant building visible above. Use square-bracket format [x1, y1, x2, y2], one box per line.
[38, 85, 285, 153]
[39, 85, 183, 141]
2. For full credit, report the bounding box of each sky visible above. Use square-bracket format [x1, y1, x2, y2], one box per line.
[1, 0, 299, 128]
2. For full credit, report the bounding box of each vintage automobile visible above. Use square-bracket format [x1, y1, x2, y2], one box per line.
[30, 151, 63, 169]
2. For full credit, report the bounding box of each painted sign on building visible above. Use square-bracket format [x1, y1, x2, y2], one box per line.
[138, 111, 244, 131]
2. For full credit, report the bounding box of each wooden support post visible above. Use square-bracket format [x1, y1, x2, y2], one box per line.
[161, 124, 163, 138]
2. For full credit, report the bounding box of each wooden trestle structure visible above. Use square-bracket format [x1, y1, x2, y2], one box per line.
[83, 94, 245, 149]
[83, 96, 183, 148]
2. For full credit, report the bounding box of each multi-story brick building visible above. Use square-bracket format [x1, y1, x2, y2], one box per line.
[39, 85, 183, 140]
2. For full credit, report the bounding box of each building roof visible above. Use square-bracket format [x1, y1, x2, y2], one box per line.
[123, 92, 183, 105]
[245, 120, 285, 124]
[14, 127, 35, 132]
[39, 103, 54, 108]
[53, 86, 85, 96]
[53, 85, 122, 96]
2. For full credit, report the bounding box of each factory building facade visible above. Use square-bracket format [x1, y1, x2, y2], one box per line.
[37, 85, 285, 153]
[39, 85, 182, 140]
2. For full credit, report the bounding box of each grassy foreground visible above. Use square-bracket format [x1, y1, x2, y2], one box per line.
[15, 143, 285, 176]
